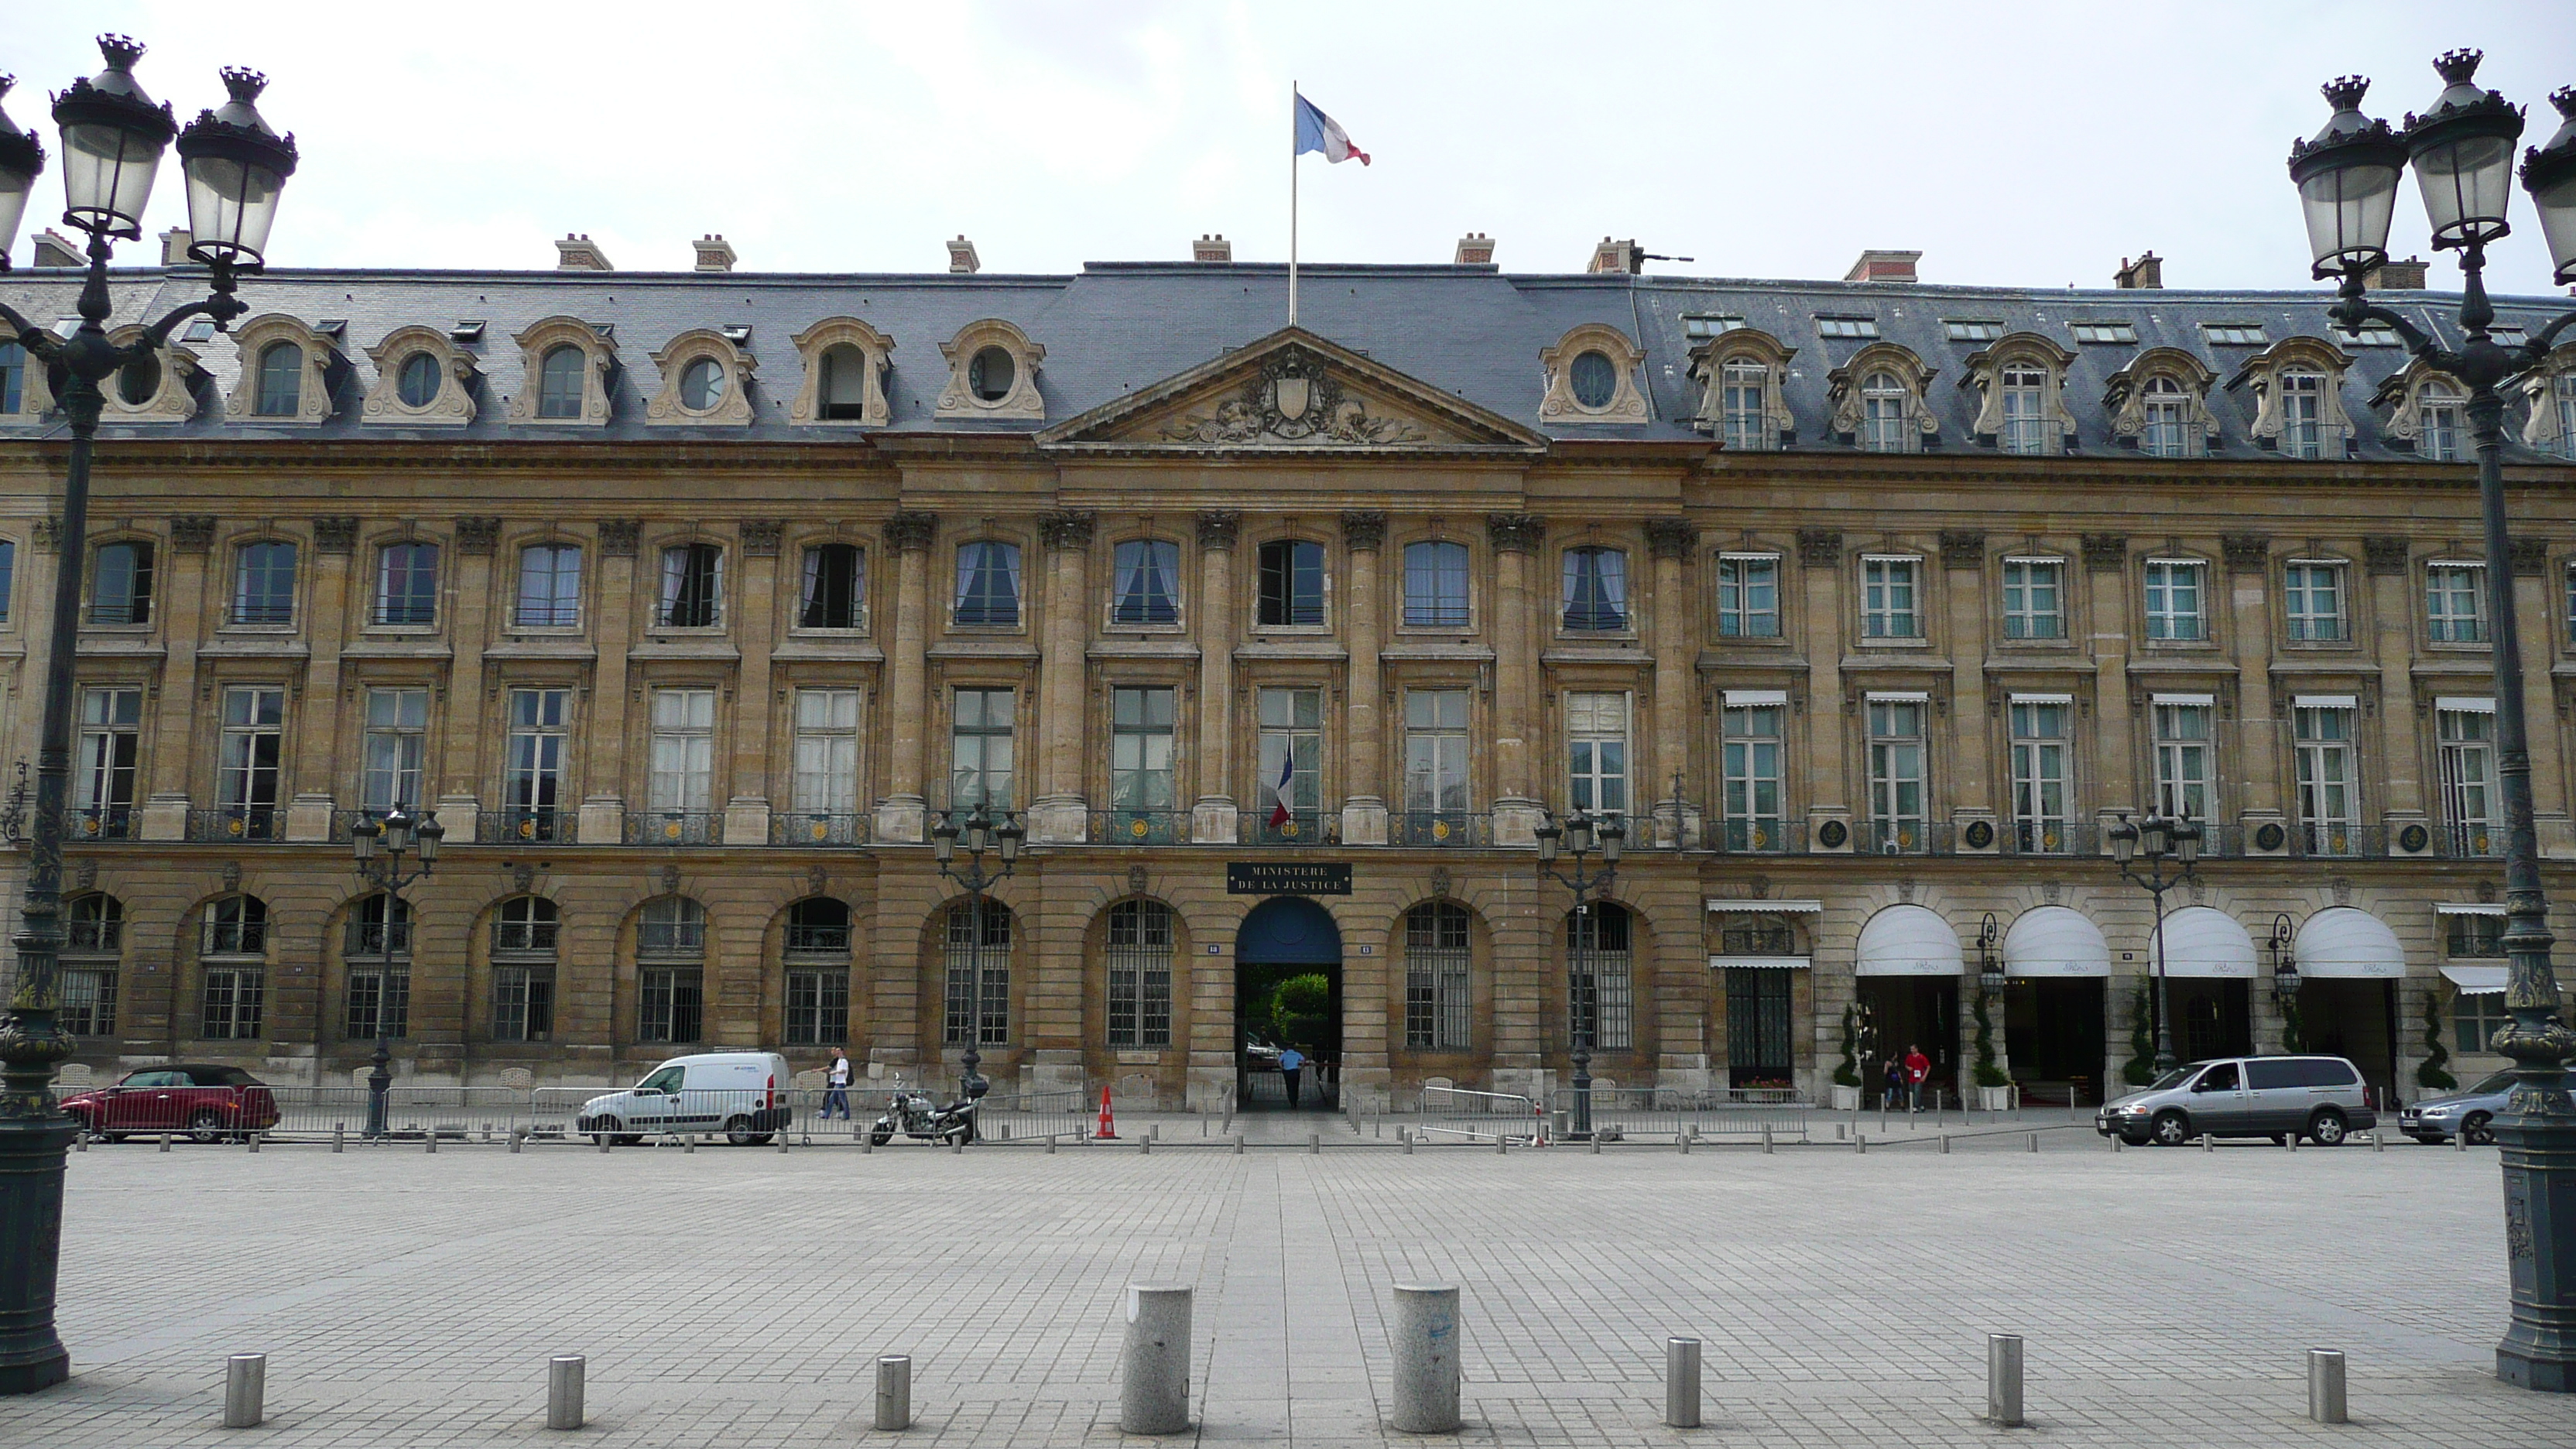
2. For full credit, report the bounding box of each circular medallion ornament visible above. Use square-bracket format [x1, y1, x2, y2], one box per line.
[1129, 817, 1151, 841]
[2400, 824, 2431, 854]
[1280, 820, 1300, 838]
[1963, 820, 1995, 850]
[811, 820, 831, 841]
[1817, 819, 1849, 849]
[2254, 822, 2287, 852]
[1431, 818, 1452, 841]
[518, 818, 537, 839]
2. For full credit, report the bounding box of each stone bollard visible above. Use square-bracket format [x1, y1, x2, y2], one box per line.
[1678, 1129, 1692, 1156]
[333, 1124, 345, 1154]
[950, 1131, 963, 1156]
[1141, 1136, 1152, 1156]
[1118, 1285, 1193, 1435]
[223, 1352, 265, 1428]
[2307, 1348, 2347, 1424]
[1589, 1133, 1601, 1156]
[865, 1133, 876, 1155]
[2286, 1132, 2298, 1153]
[1941, 1135, 1951, 1155]
[74, 1132, 86, 1153]
[2457, 1130, 2468, 1153]
[1986, 1334, 2024, 1427]
[160, 1133, 172, 1153]
[1664, 1336, 1701, 1428]
[424, 1129, 436, 1155]
[1762, 1124, 1774, 1155]
[2027, 1133, 2039, 1154]
[547, 1354, 585, 1430]
[1046, 1135, 1057, 1156]
[875, 1354, 912, 1431]
[1389, 1284, 1461, 1434]
[2112, 1136, 2123, 1154]
[684, 1134, 696, 1154]
[1495, 1136, 1507, 1156]
[2373, 1129, 2385, 1153]
[2201, 1132, 2213, 1153]
[1404, 1132, 1415, 1156]
[1234, 1134, 1245, 1156]
[1856, 1132, 1867, 1155]
[1835, 1122, 1847, 1141]
[1310, 1132, 1321, 1156]
[510, 1130, 524, 1155]
[779, 1131, 791, 1155]
[246, 1132, 260, 1154]
[598, 1132, 611, 1154]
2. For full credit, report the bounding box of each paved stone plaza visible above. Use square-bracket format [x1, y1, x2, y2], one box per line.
[0, 1118, 2564, 1447]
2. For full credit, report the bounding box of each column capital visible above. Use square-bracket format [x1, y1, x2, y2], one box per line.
[599, 519, 642, 558]
[1486, 513, 1547, 553]
[1340, 510, 1388, 552]
[2362, 535, 2410, 576]
[1797, 528, 1843, 568]
[313, 516, 358, 553]
[1039, 509, 1096, 551]
[2220, 532, 2269, 573]
[738, 519, 784, 558]
[1645, 519, 1695, 561]
[1938, 529, 1985, 570]
[2511, 536, 2550, 577]
[1196, 510, 1241, 550]
[882, 511, 937, 553]
[2081, 533, 2128, 572]
[170, 516, 216, 553]
[455, 516, 501, 555]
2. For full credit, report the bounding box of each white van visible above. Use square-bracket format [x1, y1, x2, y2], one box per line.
[577, 1052, 793, 1145]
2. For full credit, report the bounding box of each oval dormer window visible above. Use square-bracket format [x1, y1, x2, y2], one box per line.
[968, 345, 1014, 402]
[397, 352, 440, 409]
[680, 356, 726, 412]
[1570, 350, 1617, 410]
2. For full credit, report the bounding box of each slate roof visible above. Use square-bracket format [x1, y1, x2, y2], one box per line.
[2, 259, 2571, 461]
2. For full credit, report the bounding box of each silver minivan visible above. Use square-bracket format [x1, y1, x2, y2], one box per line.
[2097, 1054, 2379, 1146]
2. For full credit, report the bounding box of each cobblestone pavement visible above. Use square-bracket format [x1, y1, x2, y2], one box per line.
[2, 1122, 2562, 1446]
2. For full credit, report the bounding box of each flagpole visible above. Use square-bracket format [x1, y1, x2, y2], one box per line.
[1289, 79, 1300, 327]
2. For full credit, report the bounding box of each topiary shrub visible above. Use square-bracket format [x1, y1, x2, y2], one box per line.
[1834, 1002, 1862, 1088]
[1971, 988, 2011, 1089]
[2417, 989, 2457, 1091]
[2123, 981, 2156, 1085]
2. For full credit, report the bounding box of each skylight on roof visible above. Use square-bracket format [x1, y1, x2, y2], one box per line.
[1684, 314, 1745, 338]
[1815, 315, 1879, 340]
[2202, 323, 2268, 346]
[1944, 320, 2003, 342]
[2334, 320, 2401, 347]
[719, 324, 753, 344]
[181, 318, 216, 343]
[448, 320, 487, 343]
[2069, 321, 2137, 344]
[2489, 324, 2528, 346]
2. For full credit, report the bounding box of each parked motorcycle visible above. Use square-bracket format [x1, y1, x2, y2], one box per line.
[868, 1078, 981, 1146]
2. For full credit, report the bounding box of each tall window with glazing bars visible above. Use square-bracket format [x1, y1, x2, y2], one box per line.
[1403, 901, 1471, 1050]
[1105, 900, 1173, 1049]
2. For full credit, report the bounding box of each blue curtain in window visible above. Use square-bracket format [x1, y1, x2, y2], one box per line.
[956, 541, 1022, 625]
[1112, 540, 1179, 624]
[1563, 548, 1627, 630]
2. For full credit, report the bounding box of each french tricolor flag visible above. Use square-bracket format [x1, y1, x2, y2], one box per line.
[1269, 747, 1298, 829]
[1294, 92, 1370, 166]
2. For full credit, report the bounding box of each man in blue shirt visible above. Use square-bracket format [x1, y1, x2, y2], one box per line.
[1277, 1045, 1305, 1106]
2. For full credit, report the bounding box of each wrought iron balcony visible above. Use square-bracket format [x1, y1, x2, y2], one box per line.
[625, 810, 721, 846]
[1390, 810, 1491, 848]
[1090, 809, 1188, 846]
[1712, 817, 1804, 855]
[187, 806, 284, 843]
[771, 810, 868, 847]
[67, 806, 136, 841]
[1241, 809, 1335, 847]
[480, 807, 577, 845]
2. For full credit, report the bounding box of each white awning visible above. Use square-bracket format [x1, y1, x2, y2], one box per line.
[1710, 955, 1812, 971]
[2294, 907, 2408, 979]
[1865, 690, 1930, 703]
[1708, 899, 1822, 914]
[2150, 692, 2215, 707]
[2008, 691, 2074, 705]
[2436, 697, 2496, 714]
[2156, 906, 2258, 979]
[2440, 964, 2509, 994]
[1855, 905, 1963, 976]
[2002, 906, 2111, 978]
[2293, 694, 2358, 710]
[1722, 689, 1788, 707]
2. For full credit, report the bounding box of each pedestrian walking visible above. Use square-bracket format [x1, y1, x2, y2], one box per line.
[1882, 1057, 1906, 1112]
[1279, 1044, 1306, 1106]
[821, 1048, 852, 1120]
[1903, 1043, 1931, 1114]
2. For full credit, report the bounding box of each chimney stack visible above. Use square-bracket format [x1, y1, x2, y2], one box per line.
[1845, 249, 1920, 284]
[1588, 238, 1641, 275]
[160, 227, 194, 266]
[947, 235, 981, 274]
[2366, 255, 2428, 289]
[1193, 234, 1232, 262]
[2114, 251, 2163, 289]
[32, 229, 80, 268]
[555, 234, 615, 272]
[1454, 232, 1495, 266]
[693, 235, 737, 272]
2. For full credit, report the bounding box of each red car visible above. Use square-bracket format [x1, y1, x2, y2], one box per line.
[62, 1064, 280, 1142]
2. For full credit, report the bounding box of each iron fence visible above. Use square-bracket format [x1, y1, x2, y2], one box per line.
[1417, 1084, 1544, 1143]
[1391, 811, 1492, 848]
[625, 810, 722, 846]
[187, 807, 284, 843]
[1548, 1085, 1819, 1142]
[67, 806, 135, 841]
[1711, 817, 1806, 854]
[771, 811, 869, 846]
[480, 807, 578, 844]
[1091, 810, 1188, 846]
[1240, 809, 1336, 847]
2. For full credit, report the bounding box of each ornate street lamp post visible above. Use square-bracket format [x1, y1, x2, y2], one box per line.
[2286, 52, 2576, 1390]
[1536, 807, 1622, 1139]
[2267, 913, 2302, 1050]
[931, 802, 1022, 1105]
[0, 35, 296, 1395]
[2108, 810, 2200, 1074]
[349, 805, 441, 1139]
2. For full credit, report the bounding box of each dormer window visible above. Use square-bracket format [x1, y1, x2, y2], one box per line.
[1540, 324, 1649, 423]
[2105, 348, 2219, 459]
[538, 347, 583, 417]
[2280, 372, 2327, 457]
[1720, 362, 1768, 448]
[1963, 334, 2077, 456]
[1689, 326, 1797, 451]
[509, 317, 615, 426]
[1862, 373, 1909, 451]
[255, 343, 301, 415]
[118, 353, 160, 406]
[790, 318, 895, 426]
[0, 341, 27, 416]
[397, 353, 439, 408]
[646, 331, 755, 426]
[936, 320, 1044, 420]
[819, 348, 868, 417]
[94, 324, 201, 424]
[225, 315, 339, 425]
[2233, 337, 2354, 461]
[2141, 376, 2190, 456]
[1999, 365, 2047, 454]
[362, 326, 475, 426]
[1828, 344, 1937, 454]
[681, 358, 724, 409]
[2419, 381, 2465, 461]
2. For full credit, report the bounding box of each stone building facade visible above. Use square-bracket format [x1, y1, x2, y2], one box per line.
[2, 245, 2574, 1108]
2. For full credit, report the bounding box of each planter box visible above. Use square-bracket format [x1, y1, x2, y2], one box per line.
[1977, 1085, 2014, 1112]
[1830, 1084, 1861, 1112]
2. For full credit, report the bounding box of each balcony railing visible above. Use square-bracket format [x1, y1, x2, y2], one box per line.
[1391, 811, 1491, 848]
[1997, 820, 2098, 856]
[785, 923, 854, 954]
[2433, 820, 2503, 859]
[625, 810, 721, 846]
[1855, 819, 1951, 855]
[344, 920, 414, 957]
[1091, 809, 1187, 846]
[2289, 822, 2381, 858]
[67, 806, 136, 841]
[1711, 817, 1804, 855]
[1241, 809, 1335, 847]
[188, 806, 283, 843]
[481, 807, 577, 845]
[771, 811, 869, 847]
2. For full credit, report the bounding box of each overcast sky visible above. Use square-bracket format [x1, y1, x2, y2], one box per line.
[6, 2, 2574, 296]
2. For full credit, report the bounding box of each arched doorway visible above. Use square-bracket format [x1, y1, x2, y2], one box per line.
[1235, 896, 1341, 1110]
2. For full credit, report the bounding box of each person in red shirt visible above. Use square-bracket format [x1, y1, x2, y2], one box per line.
[1903, 1044, 1932, 1113]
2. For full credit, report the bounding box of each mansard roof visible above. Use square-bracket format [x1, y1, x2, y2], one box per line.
[2, 257, 2570, 463]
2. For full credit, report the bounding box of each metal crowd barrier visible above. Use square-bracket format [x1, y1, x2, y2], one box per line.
[1550, 1086, 1818, 1142]
[1418, 1086, 1544, 1144]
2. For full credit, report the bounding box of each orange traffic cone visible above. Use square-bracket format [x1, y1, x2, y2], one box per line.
[1095, 1084, 1118, 1139]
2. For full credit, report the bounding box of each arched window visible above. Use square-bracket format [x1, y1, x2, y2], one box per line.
[492, 896, 559, 1043]
[344, 892, 413, 1041]
[0, 341, 24, 413]
[638, 897, 706, 1043]
[1560, 546, 1628, 631]
[1568, 349, 1618, 409]
[1567, 902, 1633, 1051]
[1861, 372, 1910, 453]
[2419, 379, 2465, 462]
[817, 342, 870, 420]
[62, 894, 122, 1038]
[231, 540, 298, 625]
[201, 895, 269, 1040]
[117, 350, 161, 406]
[2141, 375, 2191, 457]
[968, 344, 1014, 402]
[1105, 900, 1173, 1049]
[1403, 540, 1471, 628]
[537, 344, 586, 419]
[944, 899, 1010, 1046]
[1721, 361, 1771, 451]
[1999, 364, 2048, 455]
[253, 341, 302, 416]
[1403, 901, 1471, 1050]
[785, 898, 851, 1046]
[2279, 371, 2328, 458]
[1112, 539, 1181, 625]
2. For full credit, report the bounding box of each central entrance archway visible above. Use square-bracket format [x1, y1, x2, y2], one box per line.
[1235, 896, 1342, 1111]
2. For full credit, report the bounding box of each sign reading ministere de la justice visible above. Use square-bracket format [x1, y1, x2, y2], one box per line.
[1225, 863, 1355, 896]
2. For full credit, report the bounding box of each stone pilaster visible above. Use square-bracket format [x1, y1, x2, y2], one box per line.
[875, 511, 935, 843]
[2222, 533, 2283, 848]
[1190, 511, 1239, 844]
[144, 521, 213, 813]
[1341, 510, 1389, 846]
[1030, 510, 1094, 844]
[2084, 535, 2138, 839]
[2515, 560, 2574, 855]
[1486, 513, 1544, 844]
[2365, 537, 2427, 840]
[723, 519, 783, 844]
[1941, 529, 1995, 847]
[1798, 529, 1850, 843]
[1646, 519, 1697, 847]
[580, 521, 641, 844]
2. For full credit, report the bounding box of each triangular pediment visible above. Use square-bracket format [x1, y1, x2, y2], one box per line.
[1036, 327, 1547, 454]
